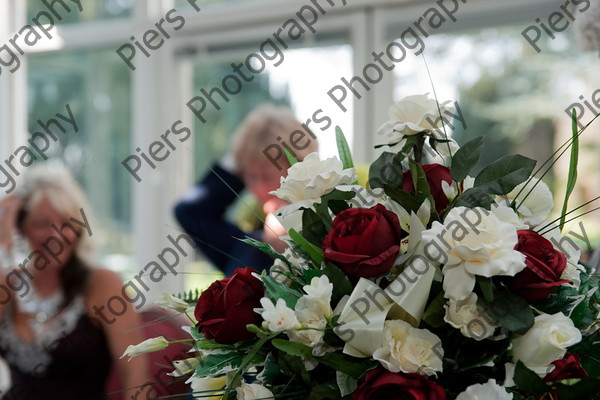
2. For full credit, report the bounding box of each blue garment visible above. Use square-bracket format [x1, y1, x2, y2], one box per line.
[174, 164, 273, 276]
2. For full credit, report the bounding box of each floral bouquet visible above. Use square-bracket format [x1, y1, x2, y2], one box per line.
[124, 94, 600, 399]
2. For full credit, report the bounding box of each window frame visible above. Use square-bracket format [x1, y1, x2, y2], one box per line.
[0, 0, 568, 295]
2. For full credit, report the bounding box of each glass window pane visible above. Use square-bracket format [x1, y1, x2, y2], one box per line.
[175, 0, 270, 9]
[28, 48, 134, 273]
[183, 44, 352, 290]
[391, 26, 600, 245]
[27, 0, 133, 25]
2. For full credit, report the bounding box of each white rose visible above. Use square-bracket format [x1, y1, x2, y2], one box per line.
[422, 207, 526, 301]
[372, 320, 443, 376]
[511, 312, 582, 375]
[456, 379, 513, 400]
[495, 177, 553, 227]
[377, 94, 453, 141]
[255, 298, 299, 332]
[236, 383, 275, 400]
[271, 152, 357, 216]
[444, 293, 498, 340]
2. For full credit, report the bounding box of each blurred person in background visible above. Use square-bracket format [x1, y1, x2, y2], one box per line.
[174, 104, 318, 276]
[0, 164, 149, 399]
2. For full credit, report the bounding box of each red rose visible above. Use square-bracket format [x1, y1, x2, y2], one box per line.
[194, 267, 264, 344]
[353, 369, 446, 400]
[403, 164, 452, 214]
[323, 204, 402, 278]
[508, 230, 570, 302]
[544, 353, 588, 382]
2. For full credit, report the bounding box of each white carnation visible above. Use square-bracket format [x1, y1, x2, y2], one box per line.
[422, 206, 526, 301]
[271, 152, 357, 216]
[377, 94, 453, 140]
[372, 320, 443, 376]
[444, 293, 498, 340]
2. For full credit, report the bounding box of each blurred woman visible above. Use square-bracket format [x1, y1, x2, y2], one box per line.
[174, 104, 318, 276]
[0, 165, 148, 399]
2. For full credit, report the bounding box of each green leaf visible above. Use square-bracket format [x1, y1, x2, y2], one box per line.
[289, 228, 324, 265]
[479, 290, 534, 334]
[272, 339, 371, 379]
[570, 298, 598, 330]
[319, 189, 355, 216]
[336, 126, 355, 170]
[384, 184, 422, 212]
[477, 276, 494, 302]
[409, 160, 430, 202]
[194, 352, 247, 378]
[228, 334, 277, 391]
[272, 339, 314, 359]
[239, 237, 290, 266]
[285, 148, 298, 166]
[322, 263, 353, 304]
[473, 154, 536, 196]
[555, 378, 600, 400]
[369, 152, 403, 189]
[451, 136, 484, 182]
[260, 353, 280, 385]
[423, 291, 446, 328]
[262, 275, 302, 309]
[320, 352, 373, 379]
[336, 371, 358, 398]
[309, 383, 341, 400]
[560, 108, 579, 230]
[513, 361, 549, 395]
[454, 187, 493, 208]
[302, 209, 328, 247]
[570, 331, 600, 377]
[194, 338, 237, 351]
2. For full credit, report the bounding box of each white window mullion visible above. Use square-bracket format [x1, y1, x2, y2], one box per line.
[0, 0, 27, 163]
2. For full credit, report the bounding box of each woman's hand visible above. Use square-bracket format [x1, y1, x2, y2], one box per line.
[0, 195, 22, 249]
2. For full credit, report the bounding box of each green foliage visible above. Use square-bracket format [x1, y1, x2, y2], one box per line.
[513, 361, 548, 395]
[473, 154, 536, 196]
[451, 136, 484, 182]
[560, 108, 580, 230]
[285, 148, 298, 166]
[289, 228, 324, 265]
[262, 275, 303, 309]
[239, 237, 291, 266]
[177, 289, 201, 305]
[369, 152, 403, 189]
[322, 263, 353, 305]
[336, 126, 355, 171]
[479, 290, 534, 334]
